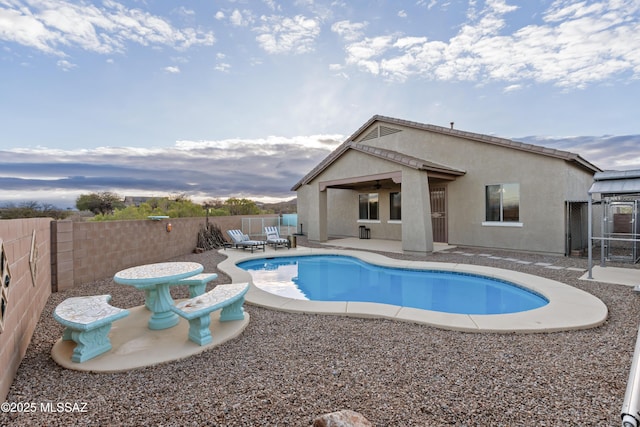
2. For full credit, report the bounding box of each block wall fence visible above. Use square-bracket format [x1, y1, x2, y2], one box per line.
[1, 214, 279, 401]
[0, 218, 53, 403]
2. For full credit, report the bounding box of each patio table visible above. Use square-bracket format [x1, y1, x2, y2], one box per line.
[114, 262, 203, 330]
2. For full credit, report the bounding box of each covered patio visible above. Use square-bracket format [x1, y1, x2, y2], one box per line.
[299, 145, 466, 254]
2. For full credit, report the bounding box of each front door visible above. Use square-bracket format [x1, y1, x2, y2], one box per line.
[430, 186, 447, 243]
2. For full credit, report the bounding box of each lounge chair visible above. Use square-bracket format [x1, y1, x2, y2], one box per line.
[264, 226, 290, 250]
[226, 230, 266, 253]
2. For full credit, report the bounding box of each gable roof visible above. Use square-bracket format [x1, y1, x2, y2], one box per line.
[291, 114, 601, 191]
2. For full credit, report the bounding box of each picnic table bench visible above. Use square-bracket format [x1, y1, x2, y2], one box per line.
[174, 273, 218, 298]
[171, 283, 249, 345]
[53, 295, 129, 363]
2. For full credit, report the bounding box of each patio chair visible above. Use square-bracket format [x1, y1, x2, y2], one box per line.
[226, 230, 266, 253]
[264, 226, 290, 250]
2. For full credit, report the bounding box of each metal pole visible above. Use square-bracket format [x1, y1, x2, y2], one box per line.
[588, 194, 593, 279]
[602, 199, 607, 267]
[622, 323, 640, 427]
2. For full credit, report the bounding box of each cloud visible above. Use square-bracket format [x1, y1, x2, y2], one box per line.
[337, 0, 640, 88]
[0, 0, 215, 57]
[255, 14, 321, 54]
[0, 135, 344, 208]
[230, 9, 253, 27]
[503, 84, 522, 92]
[2, 132, 639, 209]
[215, 62, 231, 72]
[56, 59, 76, 71]
[331, 20, 367, 42]
[164, 65, 180, 73]
[515, 135, 640, 171]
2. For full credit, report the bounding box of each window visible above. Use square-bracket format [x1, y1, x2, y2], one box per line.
[359, 193, 379, 220]
[390, 192, 401, 221]
[485, 183, 519, 222]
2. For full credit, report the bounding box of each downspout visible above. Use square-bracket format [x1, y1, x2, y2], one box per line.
[622, 323, 640, 426]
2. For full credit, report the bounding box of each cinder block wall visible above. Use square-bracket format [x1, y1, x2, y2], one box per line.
[54, 215, 279, 290]
[0, 218, 52, 402]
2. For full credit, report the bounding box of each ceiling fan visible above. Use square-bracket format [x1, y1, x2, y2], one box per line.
[361, 180, 392, 191]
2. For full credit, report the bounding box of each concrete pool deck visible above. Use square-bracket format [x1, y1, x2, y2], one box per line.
[217, 245, 609, 333]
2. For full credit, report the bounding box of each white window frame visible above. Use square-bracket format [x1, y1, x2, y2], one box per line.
[483, 183, 523, 227]
[358, 193, 379, 221]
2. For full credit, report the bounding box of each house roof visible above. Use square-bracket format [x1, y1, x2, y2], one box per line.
[350, 143, 466, 176]
[589, 169, 640, 195]
[291, 114, 602, 191]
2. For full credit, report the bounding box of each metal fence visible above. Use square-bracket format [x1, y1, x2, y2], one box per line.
[241, 215, 298, 239]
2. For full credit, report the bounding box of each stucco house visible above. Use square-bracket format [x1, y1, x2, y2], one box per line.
[292, 115, 601, 255]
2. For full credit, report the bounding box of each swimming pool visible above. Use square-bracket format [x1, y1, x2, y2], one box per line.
[238, 255, 548, 315]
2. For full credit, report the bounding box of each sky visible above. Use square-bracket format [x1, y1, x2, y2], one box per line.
[1, 0, 640, 209]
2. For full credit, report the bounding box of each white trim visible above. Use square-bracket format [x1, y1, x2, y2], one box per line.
[482, 221, 523, 228]
[387, 220, 402, 224]
[357, 220, 380, 224]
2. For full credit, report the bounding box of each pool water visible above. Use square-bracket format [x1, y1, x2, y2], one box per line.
[237, 255, 548, 315]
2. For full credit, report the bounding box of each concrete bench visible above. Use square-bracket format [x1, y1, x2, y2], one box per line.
[144, 273, 218, 311]
[53, 295, 129, 363]
[175, 273, 219, 298]
[171, 283, 249, 346]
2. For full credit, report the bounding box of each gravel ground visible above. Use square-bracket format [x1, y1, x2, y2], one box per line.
[3, 237, 640, 426]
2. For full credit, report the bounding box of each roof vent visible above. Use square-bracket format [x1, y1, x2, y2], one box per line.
[450, 122, 454, 130]
[379, 126, 401, 137]
[360, 127, 379, 142]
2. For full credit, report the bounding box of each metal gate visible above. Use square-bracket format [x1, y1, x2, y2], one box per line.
[430, 186, 447, 243]
[604, 200, 640, 263]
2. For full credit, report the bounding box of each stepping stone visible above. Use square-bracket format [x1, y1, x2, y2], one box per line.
[545, 265, 565, 270]
[534, 262, 553, 266]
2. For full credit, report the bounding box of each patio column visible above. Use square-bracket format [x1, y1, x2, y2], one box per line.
[402, 169, 434, 253]
[307, 185, 328, 242]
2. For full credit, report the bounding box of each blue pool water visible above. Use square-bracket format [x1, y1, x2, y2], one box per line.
[238, 255, 548, 315]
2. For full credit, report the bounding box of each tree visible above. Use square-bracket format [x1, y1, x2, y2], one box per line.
[76, 192, 125, 215]
[0, 202, 72, 220]
[223, 198, 261, 215]
[91, 197, 206, 221]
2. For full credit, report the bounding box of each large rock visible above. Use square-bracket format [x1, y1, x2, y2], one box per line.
[312, 410, 373, 427]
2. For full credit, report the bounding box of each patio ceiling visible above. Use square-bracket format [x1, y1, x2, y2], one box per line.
[319, 172, 401, 191]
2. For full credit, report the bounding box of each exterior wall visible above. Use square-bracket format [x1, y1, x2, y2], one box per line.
[359, 124, 596, 254]
[54, 215, 279, 290]
[327, 186, 403, 240]
[0, 218, 52, 402]
[298, 121, 597, 255]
